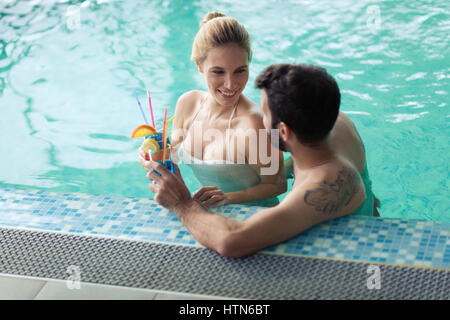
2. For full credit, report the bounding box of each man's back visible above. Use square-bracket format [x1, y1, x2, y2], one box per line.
[329, 112, 366, 173]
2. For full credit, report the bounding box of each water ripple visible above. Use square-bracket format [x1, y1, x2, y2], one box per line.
[405, 72, 427, 81]
[386, 112, 429, 123]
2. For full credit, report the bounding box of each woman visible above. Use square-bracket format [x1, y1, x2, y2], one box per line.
[141, 12, 286, 207]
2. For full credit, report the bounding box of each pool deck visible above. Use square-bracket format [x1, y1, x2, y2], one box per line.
[0, 187, 448, 300]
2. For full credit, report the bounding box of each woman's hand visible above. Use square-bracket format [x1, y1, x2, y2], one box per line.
[193, 186, 228, 208]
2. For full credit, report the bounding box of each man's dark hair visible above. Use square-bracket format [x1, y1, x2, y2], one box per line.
[255, 64, 341, 146]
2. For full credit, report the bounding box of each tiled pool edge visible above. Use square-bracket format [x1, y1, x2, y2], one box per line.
[0, 187, 449, 269]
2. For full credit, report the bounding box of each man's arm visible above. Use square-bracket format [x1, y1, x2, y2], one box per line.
[205, 190, 330, 258]
[142, 159, 327, 258]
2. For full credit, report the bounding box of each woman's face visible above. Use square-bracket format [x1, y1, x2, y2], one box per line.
[197, 43, 249, 107]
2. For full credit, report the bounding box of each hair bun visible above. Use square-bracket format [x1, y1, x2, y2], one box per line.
[200, 12, 227, 27]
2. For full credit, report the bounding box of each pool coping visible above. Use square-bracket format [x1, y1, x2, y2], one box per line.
[0, 187, 449, 299]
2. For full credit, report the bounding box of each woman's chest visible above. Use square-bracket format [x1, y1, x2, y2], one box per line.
[183, 121, 249, 162]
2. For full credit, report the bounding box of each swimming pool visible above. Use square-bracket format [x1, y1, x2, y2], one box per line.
[0, 0, 448, 222]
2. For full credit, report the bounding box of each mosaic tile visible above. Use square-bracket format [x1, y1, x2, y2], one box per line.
[0, 187, 448, 269]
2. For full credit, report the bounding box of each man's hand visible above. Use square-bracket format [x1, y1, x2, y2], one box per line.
[138, 150, 193, 213]
[193, 186, 228, 208]
[138, 146, 147, 161]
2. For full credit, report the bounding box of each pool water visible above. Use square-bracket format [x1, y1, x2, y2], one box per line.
[0, 0, 448, 222]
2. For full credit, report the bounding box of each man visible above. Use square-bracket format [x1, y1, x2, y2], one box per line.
[138, 64, 378, 258]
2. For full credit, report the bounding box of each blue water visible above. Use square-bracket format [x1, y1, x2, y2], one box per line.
[0, 0, 448, 222]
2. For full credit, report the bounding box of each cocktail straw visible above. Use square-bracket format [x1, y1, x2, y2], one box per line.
[162, 108, 168, 164]
[147, 90, 155, 128]
[167, 115, 175, 124]
[133, 90, 148, 125]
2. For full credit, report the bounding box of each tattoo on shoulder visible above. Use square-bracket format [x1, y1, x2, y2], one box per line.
[304, 167, 360, 216]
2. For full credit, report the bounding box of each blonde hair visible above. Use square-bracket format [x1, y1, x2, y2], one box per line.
[191, 12, 252, 63]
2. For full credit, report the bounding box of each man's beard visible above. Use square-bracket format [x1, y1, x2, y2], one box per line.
[267, 128, 288, 152]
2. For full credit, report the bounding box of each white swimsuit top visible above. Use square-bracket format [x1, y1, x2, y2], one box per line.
[176, 94, 279, 207]
[178, 96, 261, 193]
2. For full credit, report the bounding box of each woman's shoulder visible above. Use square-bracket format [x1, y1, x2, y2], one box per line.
[235, 95, 264, 129]
[176, 90, 205, 106]
[175, 90, 206, 115]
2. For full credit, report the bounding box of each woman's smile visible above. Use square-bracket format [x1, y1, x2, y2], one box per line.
[217, 89, 238, 99]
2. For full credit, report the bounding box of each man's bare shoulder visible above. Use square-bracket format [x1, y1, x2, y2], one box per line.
[281, 162, 365, 220]
[335, 111, 360, 137]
